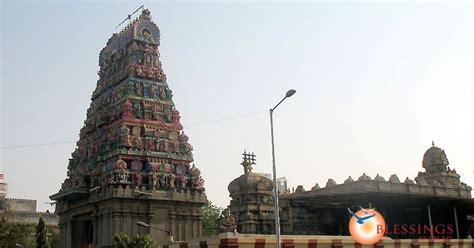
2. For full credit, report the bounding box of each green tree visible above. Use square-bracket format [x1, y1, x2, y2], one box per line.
[48, 230, 60, 248]
[114, 232, 156, 248]
[129, 234, 155, 247]
[202, 201, 222, 236]
[0, 209, 35, 247]
[114, 232, 131, 248]
[36, 217, 50, 248]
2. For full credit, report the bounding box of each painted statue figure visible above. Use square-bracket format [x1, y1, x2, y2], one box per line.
[135, 83, 143, 96]
[159, 176, 166, 188]
[159, 87, 166, 100]
[135, 173, 142, 187]
[169, 176, 176, 189]
[150, 172, 158, 188]
[219, 207, 237, 233]
[117, 169, 129, 184]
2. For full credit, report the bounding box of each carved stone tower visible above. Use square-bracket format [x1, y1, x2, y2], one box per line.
[50, 9, 207, 248]
[415, 142, 471, 193]
[228, 152, 276, 234]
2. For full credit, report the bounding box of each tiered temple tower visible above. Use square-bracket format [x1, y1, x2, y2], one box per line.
[50, 9, 207, 248]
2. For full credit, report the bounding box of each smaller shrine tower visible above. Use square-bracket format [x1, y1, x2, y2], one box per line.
[415, 142, 469, 189]
[228, 151, 276, 234]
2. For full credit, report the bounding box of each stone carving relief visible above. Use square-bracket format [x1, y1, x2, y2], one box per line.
[344, 176, 354, 184]
[326, 179, 337, 188]
[358, 173, 371, 181]
[374, 174, 385, 181]
[389, 174, 400, 183]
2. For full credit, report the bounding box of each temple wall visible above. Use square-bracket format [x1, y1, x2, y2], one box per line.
[0, 198, 59, 232]
[8, 211, 58, 226]
[55, 185, 205, 248]
[6, 198, 37, 212]
[295, 181, 471, 199]
[158, 233, 474, 248]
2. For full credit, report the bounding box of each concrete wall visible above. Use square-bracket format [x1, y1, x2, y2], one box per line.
[158, 233, 474, 248]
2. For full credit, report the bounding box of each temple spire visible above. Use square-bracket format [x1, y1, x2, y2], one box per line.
[51, 9, 206, 245]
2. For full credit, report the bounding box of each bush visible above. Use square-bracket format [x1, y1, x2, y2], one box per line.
[114, 232, 156, 248]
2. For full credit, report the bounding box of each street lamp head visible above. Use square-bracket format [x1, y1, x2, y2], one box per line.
[136, 221, 150, 228]
[285, 89, 296, 98]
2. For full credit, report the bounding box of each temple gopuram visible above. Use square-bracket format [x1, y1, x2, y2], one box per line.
[229, 144, 474, 239]
[50, 9, 207, 248]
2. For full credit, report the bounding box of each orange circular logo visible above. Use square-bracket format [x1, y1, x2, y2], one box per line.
[348, 208, 385, 245]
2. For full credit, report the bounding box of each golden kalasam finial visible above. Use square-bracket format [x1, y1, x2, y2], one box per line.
[241, 150, 256, 174]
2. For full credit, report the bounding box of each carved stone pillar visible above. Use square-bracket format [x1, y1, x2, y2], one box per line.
[93, 211, 99, 246]
[129, 212, 134, 235]
[192, 215, 198, 238]
[107, 212, 113, 245]
[126, 211, 132, 234]
[185, 213, 192, 240]
[147, 212, 154, 235]
[170, 213, 176, 240]
[113, 213, 121, 241]
[59, 220, 66, 248]
[102, 213, 106, 245]
[66, 218, 72, 248]
[179, 215, 185, 241]
[198, 216, 203, 237]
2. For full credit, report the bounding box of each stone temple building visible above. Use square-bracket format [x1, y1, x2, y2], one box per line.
[229, 144, 474, 239]
[50, 9, 207, 248]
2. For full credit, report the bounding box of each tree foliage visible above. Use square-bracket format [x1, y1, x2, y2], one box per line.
[202, 201, 222, 236]
[114, 232, 131, 248]
[0, 209, 36, 247]
[36, 217, 50, 248]
[0, 210, 58, 248]
[49, 230, 60, 248]
[114, 232, 156, 248]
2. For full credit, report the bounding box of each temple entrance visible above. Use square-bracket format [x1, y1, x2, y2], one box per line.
[71, 216, 94, 248]
[84, 220, 93, 248]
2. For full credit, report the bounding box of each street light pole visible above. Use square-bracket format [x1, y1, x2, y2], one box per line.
[270, 109, 281, 248]
[270, 89, 296, 248]
[136, 221, 174, 242]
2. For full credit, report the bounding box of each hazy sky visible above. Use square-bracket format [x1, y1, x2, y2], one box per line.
[1, 1, 473, 212]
